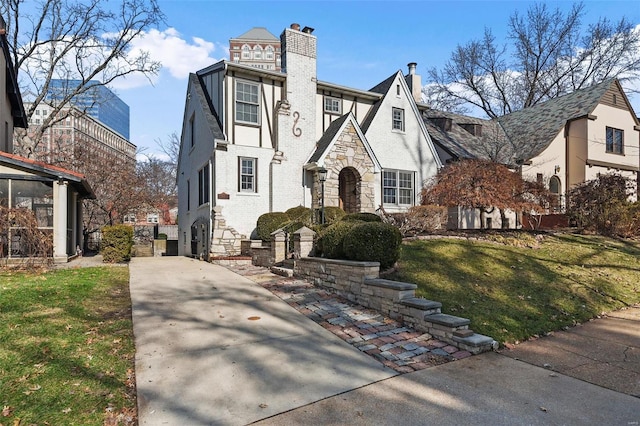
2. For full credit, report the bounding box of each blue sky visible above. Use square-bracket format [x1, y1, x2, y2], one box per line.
[112, 0, 640, 157]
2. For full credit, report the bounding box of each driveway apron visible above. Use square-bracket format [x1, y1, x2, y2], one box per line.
[129, 257, 396, 425]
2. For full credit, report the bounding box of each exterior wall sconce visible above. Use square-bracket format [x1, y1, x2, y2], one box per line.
[554, 165, 561, 174]
[318, 167, 327, 224]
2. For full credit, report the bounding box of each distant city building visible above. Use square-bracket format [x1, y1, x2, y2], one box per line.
[229, 27, 281, 71]
[46, 80, 130, 139]
[23, 102, 136, 168]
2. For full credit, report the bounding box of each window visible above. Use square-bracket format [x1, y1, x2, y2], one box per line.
[198, 164, 210, 205]
[235, 81, 260, 124]
[189, 114, 195, 147]
[239, 157, 257, 192]
[242, 45, 251, 59]
[123, 213, 137, 223]
[383, 170, 414, 205]
[324, 96, 341, 114]
[233, 52, 240, 62]
[392, 108, 404, 131]
[606, 127, 624, 154]
[253, 46, 262, 59]
[147, 213, 159, 224]
[265, 46, 274, 60]
[187, 179, 191, 211]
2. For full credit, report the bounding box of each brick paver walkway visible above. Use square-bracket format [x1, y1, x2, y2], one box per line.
[227, 264, 472, 373]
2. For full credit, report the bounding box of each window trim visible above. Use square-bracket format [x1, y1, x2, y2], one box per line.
[238, 157, 257, 193]
[323, 96, 342, 114]
[234, 80, 261, 125]
[605, 126, 624, 155]
[382, 169, 414, 206]
[392, 107, 405, 132]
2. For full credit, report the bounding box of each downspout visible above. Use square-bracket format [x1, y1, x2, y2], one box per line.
[564, 120, 570, 210]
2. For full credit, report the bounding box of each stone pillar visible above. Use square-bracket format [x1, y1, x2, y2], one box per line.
[271, 228, 286, 264]
[293, 226, 316, 258]
[53, 180, 69, 262]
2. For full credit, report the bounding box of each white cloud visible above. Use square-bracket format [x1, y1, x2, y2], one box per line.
[112, 28, 222, 90]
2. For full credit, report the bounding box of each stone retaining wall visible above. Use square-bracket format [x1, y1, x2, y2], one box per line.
[293, 257, 496, 354]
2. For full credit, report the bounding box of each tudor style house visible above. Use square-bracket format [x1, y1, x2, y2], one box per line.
[177, 24, 441, 258]
[423, 79, 640, 229]
[1, 15, 93, 263]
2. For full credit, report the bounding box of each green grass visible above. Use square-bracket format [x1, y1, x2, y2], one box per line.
[394, 233, 640, 345]
[0, 267, 136, 425]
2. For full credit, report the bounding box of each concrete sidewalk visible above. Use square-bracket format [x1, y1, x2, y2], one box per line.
[130, 257, 640, 425]
[129, 257, 396, 425]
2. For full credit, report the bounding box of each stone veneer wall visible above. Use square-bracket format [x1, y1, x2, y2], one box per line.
[294, 257, 496, 354]
[313, 122, 377, 212]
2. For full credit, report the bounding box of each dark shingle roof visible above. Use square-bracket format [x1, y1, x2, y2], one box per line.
[424, 79, 623, 165]
[308, 113, 350, 163]
[192, 73, 225, 141]
[497, 79, 615, 160]
[422, 109, 513, 164]
[361, 72, 398, 133]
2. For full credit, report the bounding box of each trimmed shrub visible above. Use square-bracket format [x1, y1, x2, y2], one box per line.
[285, 206, 313, 225]
[384, 205, 447, 236]
[157, 233, 168, 240]
[316, 221, 362, 259]
[101, 225, 133, 263]
[323, 206, 346, 224]
[343, 222, 403, 269]
[341, 212, 382, 222]
[256, 212, 290, 241]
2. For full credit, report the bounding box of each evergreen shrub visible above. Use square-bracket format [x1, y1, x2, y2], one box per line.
[343, 222, 402, 269]
[256, 212, 290, 241]
[317, 220, 361, 259]
[101, 225, 133, 263]
[341, 212, 382, 222]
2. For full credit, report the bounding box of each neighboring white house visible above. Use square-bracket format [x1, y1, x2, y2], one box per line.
[422, 79, 640, 229]
[177, 23, 442, 258]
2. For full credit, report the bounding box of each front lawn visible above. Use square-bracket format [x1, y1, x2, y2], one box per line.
[0, 266, 136, 425]
[395, 233, 640, 345]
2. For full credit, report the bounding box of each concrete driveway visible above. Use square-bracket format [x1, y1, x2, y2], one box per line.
[129, 257, 395, 425]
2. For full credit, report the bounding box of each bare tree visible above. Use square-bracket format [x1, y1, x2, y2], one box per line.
[1, 0, 164, 154]
[136, 154, 177, 209]
[155, 131, 180, 167]
[427, 2, 640, 118]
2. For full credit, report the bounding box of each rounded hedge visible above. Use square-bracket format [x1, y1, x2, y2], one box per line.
[323, 206, 346, 223]
[341, 212, 382, 222]
[343, 222, 403, 269]
[317, 220, 361, 259]
[256, 212, 290, 241]
[285, 206, 313, 224]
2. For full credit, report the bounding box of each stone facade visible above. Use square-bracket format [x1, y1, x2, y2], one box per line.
[313, 122, 377, 212]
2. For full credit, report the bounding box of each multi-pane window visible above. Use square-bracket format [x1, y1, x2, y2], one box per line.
[606, 127, 624, 154]
[383, 170, 414, 206]
[198, 164, 210, 205]
[123, 213, 137, 224]
[253, 46, 262, 59]
[239, 157, 257, 192]
[235, 81, 260, 124]
[242, 45, 251, 59]
[324, 96, 341, 114]
[265, 46, 274, 60]
[146, 213, 159, 224]
[392, 108, 404, 131]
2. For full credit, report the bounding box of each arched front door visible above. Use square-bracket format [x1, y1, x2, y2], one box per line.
[339, 167, 360, 213]
[549, 176, 562, 212]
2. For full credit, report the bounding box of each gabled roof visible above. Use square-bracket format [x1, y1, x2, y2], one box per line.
[232, 27, 279, 42]
[360, 73, 397, 133]
[0, 151, 94, 198]
[425, 79, 639, 165]
[1, 17, 27, 128]
[306, 112, 381, 172]
[497, 79, 625, 161]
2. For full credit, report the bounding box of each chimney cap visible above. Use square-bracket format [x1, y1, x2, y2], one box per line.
[290, 23, 300, 31]
[408, 62, 417, 75]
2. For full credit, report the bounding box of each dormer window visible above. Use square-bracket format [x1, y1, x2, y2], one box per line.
[460, 123, 482, 136]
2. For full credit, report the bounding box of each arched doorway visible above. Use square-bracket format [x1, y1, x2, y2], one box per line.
[190, 218, 209, 258]
[339, 167, 360, 213]
[549, 176, 562, 212]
